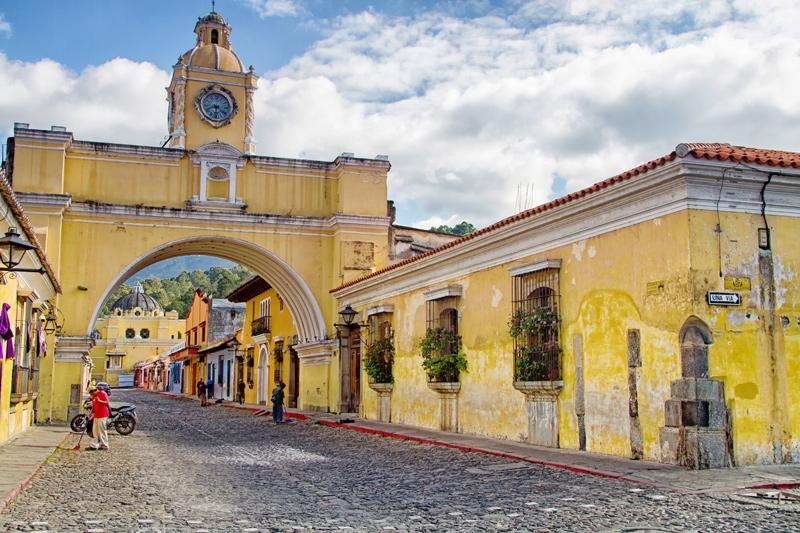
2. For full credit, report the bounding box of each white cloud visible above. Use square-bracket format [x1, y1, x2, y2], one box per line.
[240, 0, 302, 18]
[2, 1, 800, 230]
[0, 14, 12, 37]
[414, 214, 462, 230]
[258, 1, 800, 227]
[0, 55, 169, 144]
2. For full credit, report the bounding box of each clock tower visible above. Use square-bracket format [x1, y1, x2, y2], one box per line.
[167, 10, 258, 155]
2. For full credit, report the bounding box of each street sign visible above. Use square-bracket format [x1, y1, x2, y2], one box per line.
[707, 291, 741, 306]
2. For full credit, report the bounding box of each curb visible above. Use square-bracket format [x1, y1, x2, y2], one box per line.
[747, 482, 800, 490]
[317, 420, 646, 484]
[0, 430, 71, 513]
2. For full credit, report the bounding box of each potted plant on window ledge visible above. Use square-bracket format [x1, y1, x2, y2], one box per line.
[420, 327, 467, 432]
[364, 337, 394, 389]
[420, 327, 468, 385]
[508, 306, 563, 447]
[364, 337, 394, 421]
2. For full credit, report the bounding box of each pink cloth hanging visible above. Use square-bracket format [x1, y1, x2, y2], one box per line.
[0, 303, 14, 359]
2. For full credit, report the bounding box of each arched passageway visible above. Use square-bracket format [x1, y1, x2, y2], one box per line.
[87, 236, 327, 344]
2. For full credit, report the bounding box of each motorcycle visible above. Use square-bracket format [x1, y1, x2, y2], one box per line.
[70, 400, 138, 436]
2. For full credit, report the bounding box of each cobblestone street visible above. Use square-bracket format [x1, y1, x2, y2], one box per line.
[1, 390, 797, 532]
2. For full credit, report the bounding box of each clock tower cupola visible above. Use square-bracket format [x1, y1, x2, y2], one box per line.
[167, 10, 258, 154]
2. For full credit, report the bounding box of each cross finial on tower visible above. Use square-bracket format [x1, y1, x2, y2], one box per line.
[212, 0, 216, 12]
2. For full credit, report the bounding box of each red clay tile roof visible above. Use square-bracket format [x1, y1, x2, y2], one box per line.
[0, 171, 61, 293]
[676, 143, 800, 168]
[331, 143, 799, 294]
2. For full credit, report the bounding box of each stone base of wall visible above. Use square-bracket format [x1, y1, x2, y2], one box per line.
[514, 381, 563, 448]
[427, 382, 460, 432]
[369, 383, 393, 422]
[659, 377, 731, 469]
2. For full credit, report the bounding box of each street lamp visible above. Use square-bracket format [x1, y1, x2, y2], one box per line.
[0, 227, 45, 274]
[42, 306, 64, 335]
[337, 305, 358, 327]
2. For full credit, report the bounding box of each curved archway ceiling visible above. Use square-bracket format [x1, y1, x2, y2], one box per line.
[88, 236, 327, 343]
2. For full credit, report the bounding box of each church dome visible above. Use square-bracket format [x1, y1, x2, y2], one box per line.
[183, 44, 244, 72]
[111, 283, 162, 314]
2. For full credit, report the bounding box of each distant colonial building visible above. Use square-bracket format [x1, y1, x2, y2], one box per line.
[89, 283, 184, 387]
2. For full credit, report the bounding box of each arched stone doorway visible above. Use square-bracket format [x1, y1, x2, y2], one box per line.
[257, 345, 269, 404]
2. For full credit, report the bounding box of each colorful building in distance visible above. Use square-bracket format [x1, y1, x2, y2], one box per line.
[227, 276, 299, 406]
[88, 283, 184, 388]
[333, 144, 800, 468]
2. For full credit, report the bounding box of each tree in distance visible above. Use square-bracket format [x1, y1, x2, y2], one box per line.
[429, 221, 476, 236]
[100, 264, 252, 318]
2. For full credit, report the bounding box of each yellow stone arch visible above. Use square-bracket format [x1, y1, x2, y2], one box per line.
[86, 235, 327, 343]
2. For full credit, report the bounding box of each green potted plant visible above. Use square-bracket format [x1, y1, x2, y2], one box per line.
[363, 337, 394, 384]
[509, 307, 561, 382]
[419, 327, 468, 383]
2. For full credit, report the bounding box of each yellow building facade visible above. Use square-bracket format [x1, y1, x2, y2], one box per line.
[88, 283, 184, 387]
[0, 173, 60, 444]
[333, 145, 800, 468]
[7, 11, 391, 421]
[227, 276, 299, 407]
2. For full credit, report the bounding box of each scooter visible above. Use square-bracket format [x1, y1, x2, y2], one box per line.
[70, 400, 138, 436]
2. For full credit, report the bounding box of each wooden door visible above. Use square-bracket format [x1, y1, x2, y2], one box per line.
[288, 346, 299, 408]
[348, 327, 361, 412]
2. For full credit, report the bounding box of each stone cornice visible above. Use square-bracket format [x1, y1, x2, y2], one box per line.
[334, 158, 800, 304]
[65, 200, 391, 231]
[248, 154, 391, 173]
[13, 127, 73, 145]
[15, 192, 72, 213]
[69, 141, 186, 161]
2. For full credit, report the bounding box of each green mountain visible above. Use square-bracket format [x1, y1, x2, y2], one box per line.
[126, 256, 236, 284]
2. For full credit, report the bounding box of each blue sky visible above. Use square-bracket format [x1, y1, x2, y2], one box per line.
[1, 1, 799, 228]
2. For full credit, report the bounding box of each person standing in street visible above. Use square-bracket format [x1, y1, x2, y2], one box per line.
[237, 380, 245, 405]
[197, 379, 207, 406]
[271, 381, 286, 424]
[87, 386, 110, 450]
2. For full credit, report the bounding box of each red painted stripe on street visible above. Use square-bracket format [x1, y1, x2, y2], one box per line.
[747, 482, 800, 490]
[317, 420, 644, 484]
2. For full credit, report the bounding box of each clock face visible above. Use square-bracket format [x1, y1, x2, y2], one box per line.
[201, 92, 233, 122]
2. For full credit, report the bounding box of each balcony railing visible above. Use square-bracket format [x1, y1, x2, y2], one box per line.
[251, 315, 271, 337]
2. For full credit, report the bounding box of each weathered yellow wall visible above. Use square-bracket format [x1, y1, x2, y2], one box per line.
[10, 140, 68, 195]
[64, 155, 191, 207]
[687, 209, 799, 464]
[352, 211, 692, 460]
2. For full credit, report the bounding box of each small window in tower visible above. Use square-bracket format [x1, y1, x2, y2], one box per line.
[211, 29, 219, 44]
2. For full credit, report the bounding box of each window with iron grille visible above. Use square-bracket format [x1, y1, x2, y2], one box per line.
[511, 267, 561, 381]
[426, 297, 459, 343]
[246, 347, 254, 383]
[368, 313, 393, 344]
[365, 312, 394, 383]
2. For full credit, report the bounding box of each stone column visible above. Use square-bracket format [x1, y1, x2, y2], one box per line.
[54, 336, 95, 423]
[514, 381, 563, 447]
[369, 383, 393, 422]
[427, 382, 460, 432]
